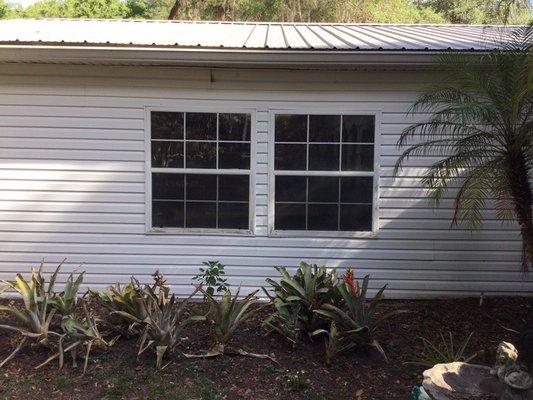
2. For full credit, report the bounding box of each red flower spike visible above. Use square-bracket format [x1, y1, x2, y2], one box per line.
[343, 268, 358, 296]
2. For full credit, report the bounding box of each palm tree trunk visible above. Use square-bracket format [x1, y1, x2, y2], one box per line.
[508, 153, 533, 273]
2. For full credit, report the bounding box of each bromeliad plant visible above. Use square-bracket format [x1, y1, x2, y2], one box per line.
[264, 263, 338, 337]
[185, 287, 277, 363]
[0, 268, 59, 367]
[0, 261, 111, 372]
[90, 278, 149, 337]
[262, 297, 301, 348]
[314, 269, 403, 361]
[105, 271, 204, 369]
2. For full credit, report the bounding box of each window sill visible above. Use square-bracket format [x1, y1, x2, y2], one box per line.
[268, 229, 378, 239]
[146, 228, 254, 236]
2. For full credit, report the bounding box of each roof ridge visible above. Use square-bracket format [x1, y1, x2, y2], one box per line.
[3, 18, 523, 28]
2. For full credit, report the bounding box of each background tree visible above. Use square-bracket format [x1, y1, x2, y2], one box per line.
[395, 26, 533, 273]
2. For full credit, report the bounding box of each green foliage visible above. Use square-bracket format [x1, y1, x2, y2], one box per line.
[264, 263, 338, 336]
[418, 0, 532, 24]
[313, 270, 403, 361]
[90, 279, 149, 337]
[262, 297, 301, 348]
[201, 286, 258, 347]
[193, 261, 229, 296]
[106, 271, 204, 369]
[311, 322, 356, 364]
[408, 332, 477, 367]
[1, 0, 529, 23]
[49, 268, 84, 317]
[13, 0, 128, 18]
[395, 26, 533, 273]
[0, 262, 114, 373]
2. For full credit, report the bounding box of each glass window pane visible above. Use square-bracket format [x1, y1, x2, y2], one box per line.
[186, 174, 217, 200]
[340, 204, 372, 231]
[341, 144, 374, 171]
[342, 115, 374, 143]
[152, 200, 184, 228]
[275, 144, 306, 170]
[308, 204, 338, 231]
[151, 112, 183, 140]
[275, 203, 306, 230]
[186, 142, 217, 169]
[152, 173, 184, 200]
[309, 144, 339, 171]
[186, 202, 216, 228]
[151, 141, 183, 168]
[218, 143, 250, 169]
[218, 202, 249, 229]
[275, 114, 307, 142]
[275, 176, 306, 202]
[219, 113, 251, 141]
[186, 112, 217, 140]
[309, 115, 340, 142]
[219, 175, 249, 201]
[308, 176, 339, 203]
[340, 177, 373, 203]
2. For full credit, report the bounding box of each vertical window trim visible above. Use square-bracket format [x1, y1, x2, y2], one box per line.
[144, 105, 257, 236]
[268, 107, 381, 238]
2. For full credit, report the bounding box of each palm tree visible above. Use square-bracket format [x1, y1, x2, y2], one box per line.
[395, 25, 533, 273]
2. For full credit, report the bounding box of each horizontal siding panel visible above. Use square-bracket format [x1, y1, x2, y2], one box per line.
[0, 138, 144, 151]
[0, 149, 144, 161]
[0, 64, 529, 298]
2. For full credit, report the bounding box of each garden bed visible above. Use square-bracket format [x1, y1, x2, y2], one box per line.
[0, 296, 531, 400]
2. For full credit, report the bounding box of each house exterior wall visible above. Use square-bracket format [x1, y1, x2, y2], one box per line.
[0, 63, 530, 298]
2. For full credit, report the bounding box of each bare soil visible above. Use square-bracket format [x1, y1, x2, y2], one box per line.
[0, 296, 531, 400]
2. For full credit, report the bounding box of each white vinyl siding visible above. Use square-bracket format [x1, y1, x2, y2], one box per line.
[0, 63, 530, 298]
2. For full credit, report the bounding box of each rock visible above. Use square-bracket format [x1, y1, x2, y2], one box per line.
[422, 362, 493, 400]
[505, 370, 533, 391]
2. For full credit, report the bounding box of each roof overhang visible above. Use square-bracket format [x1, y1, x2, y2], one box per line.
[0, 44, 482, 69]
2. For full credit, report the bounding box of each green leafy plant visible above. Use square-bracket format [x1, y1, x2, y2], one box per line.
[185, 287, 276, 363]
[395, 26, 533, 273]
[262, 297, 301, 348]
[408, 332, 477, 367]
[311, 322, 356, 365]
[49, 268, 85, 317]
[109, 272, 204, 369]
[38, 303, 118, 373]
[0, 267, 60, 367]
[90, 279, 149, 337]
[314, 269, 403, 361]
[193, 261, 229, 296]
[264, 262, 338, 336]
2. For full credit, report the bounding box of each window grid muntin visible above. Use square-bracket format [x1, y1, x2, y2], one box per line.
[274, 113, 375, 233]
[150, 111, 252, 231]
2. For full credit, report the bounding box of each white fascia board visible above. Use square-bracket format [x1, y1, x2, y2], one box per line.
[0, 45, 483, 68]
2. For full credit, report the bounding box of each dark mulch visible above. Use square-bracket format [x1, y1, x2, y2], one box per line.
[0, 296, 531, 400]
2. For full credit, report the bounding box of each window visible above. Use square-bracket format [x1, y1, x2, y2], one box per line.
[272, 113, 376, 233]
[149, 111, 252, 231]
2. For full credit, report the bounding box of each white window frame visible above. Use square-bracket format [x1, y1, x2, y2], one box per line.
[268, 107, 381, 238]
[144, 104, 257, 236]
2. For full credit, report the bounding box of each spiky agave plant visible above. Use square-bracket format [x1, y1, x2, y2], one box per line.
[90, 278, 149, 337]
[185, 287, 277, 363]
[49, 269, 85, 317]
[395, 25, 533, 273]
[37, 303, 119, 373]
[0, 267, 60, 367]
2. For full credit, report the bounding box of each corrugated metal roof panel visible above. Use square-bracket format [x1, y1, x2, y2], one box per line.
[0, 19, 524, 51]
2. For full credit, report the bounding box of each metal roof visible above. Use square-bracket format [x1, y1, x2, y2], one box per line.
[0, 18, 522, 51]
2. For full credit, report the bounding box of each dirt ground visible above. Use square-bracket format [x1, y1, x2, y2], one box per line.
[0, 296, 531, 400]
